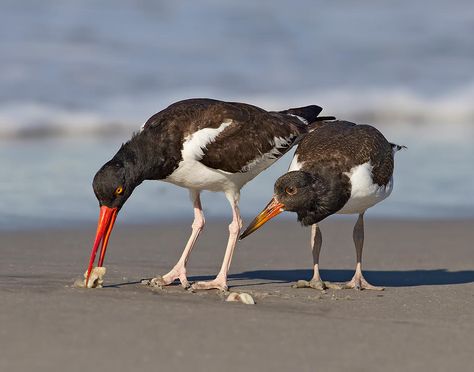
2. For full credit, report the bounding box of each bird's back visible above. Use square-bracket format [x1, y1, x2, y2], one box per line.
[294, 120, 395, 187]
[142, 98, 319, 175]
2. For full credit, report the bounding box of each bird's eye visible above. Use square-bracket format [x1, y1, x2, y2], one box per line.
[285, 186, 297, 195]
[114, 186, 124, 196]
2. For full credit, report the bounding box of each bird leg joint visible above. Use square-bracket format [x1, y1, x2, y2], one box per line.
[191, 215, 205, 230]
[228, 218, 242, 235]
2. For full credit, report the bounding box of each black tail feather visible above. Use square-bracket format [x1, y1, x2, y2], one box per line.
[279, 105, 323, 123]
[390, 143, 407, 152]
[313, 116, 336, 121]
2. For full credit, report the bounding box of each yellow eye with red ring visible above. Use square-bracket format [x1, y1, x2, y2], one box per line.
[114, 186, 124, 196]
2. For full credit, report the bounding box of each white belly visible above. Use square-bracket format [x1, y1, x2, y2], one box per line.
[337, 162, 393, 214]
[163, 120, 286, 193]
[164, 160, 257, 193]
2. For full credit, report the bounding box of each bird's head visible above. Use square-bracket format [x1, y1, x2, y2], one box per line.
[93, 160, 134, 210]
[240, 171, 338, 239]
[85, 158, 139, 286]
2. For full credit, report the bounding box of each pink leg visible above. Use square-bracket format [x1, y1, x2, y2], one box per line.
[344, 213, 384, 291]
[294, 224, 327, 290]
[151, 191, 204, 288]
[310, 223, 323, 283]
[192, 192, 242, 291]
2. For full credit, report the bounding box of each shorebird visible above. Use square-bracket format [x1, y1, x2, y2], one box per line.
[85, 98, 330, 290]
[240, 119, 404, 290]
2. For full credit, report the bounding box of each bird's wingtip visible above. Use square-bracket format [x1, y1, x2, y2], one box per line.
[391, 143, 407, 152]
[279, 105, 323, 124]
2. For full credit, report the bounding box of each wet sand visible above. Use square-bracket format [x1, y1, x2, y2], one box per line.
[1, 218, 473, 372]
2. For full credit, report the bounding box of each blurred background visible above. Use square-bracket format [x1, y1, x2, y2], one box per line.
[0, 0, 473, 230]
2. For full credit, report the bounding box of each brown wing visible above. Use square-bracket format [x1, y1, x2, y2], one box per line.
[142, 98, 311, 174]
[200, 111, 306, 173]
[296, 121, 394, 186]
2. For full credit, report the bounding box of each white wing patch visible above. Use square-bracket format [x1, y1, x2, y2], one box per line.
[337, 161, 393, 214]
[240, 135, 294, 173]
[181, 120, 233, 161]
[166, 120, 292, 193]
[287, 114, 308, 124]
[288, 154, 303, 172]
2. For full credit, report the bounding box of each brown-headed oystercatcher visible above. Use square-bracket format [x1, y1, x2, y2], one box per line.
[85, 98, 329, 290]
[240, 119, 404, 290]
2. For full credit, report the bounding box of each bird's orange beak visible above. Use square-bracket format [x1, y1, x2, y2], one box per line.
[85, 206, 118, 287]
[239, 197, 285, 239]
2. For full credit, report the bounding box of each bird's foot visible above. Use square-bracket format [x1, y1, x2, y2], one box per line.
[343, 273, 384, 291]
[149, 267, 191, 289]
[292, 279, 343, 290]
[293, 279, 327, 291]
[191, 276, 228, 292]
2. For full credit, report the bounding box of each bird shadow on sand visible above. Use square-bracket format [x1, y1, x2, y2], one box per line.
[221, 269, 474, 288]
[105, 269, 474, 288]
[103, 280, 143, 288]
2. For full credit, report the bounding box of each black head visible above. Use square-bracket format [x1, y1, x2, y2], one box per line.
[240, 169, 347, 240]
[92, 159, 136, 210]
[274, 171, 340, 226]
[84, 141, 146, 287]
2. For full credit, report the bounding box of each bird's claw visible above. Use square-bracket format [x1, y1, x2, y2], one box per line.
[181, 280, 192, 290]
[343, 275, 384, 291]
[191, 279, 228, 292]
[145, 267, 191, 289]
[147, 276, 166, 288]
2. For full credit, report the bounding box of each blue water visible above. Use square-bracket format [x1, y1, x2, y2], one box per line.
[1, 1, 473, 230]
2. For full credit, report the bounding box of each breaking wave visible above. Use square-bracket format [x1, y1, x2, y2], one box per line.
[1, 86, 474, 139]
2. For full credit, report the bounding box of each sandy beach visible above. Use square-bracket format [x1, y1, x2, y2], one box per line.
[1, 218, 473, 372]
[2, 1, 474, 371]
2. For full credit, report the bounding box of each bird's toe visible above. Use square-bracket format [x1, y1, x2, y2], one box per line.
[148, 276, 167, 288]
[344, 275, 384, 291]
[191, 279, 228, 292]
[180, 278, 191, 289]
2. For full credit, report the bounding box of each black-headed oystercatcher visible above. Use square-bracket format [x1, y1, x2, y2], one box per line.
[240, 119, 404, 290]
[85, 98, 330, 290]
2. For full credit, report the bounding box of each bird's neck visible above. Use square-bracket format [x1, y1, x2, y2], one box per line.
[298, 170, 351, 225]
[114, 130, 181, 183]
[321, 167, 353, 212]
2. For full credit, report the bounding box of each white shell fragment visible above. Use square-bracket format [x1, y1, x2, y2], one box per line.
[226, 292, 255, 305]
[73, 267, 107, 289]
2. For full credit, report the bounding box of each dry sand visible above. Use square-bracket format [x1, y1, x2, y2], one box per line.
[1, 218, 473, 372]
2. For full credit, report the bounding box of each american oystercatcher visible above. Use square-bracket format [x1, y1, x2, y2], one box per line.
[240, 119, 404, 290]
[85, 98, 330, 290]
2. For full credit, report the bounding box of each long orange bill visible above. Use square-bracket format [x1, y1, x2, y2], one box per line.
[239, 197, 285, 240]
[85, 206, 118, 286]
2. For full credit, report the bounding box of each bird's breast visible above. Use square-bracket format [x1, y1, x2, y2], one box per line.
[337, 161, 393, 214]
[163, 159, 254, 193]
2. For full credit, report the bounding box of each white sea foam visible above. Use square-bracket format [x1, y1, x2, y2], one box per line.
[255, 85, 474, 127]
[2, 86, 474, 139]
[2, 0, 474, 141]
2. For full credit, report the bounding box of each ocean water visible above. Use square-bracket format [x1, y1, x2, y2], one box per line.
[1, 0, 473, 230]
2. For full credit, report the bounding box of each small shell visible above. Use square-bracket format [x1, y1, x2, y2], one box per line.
[73, 267, 106, 289]
[226, 292, 255, 305]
